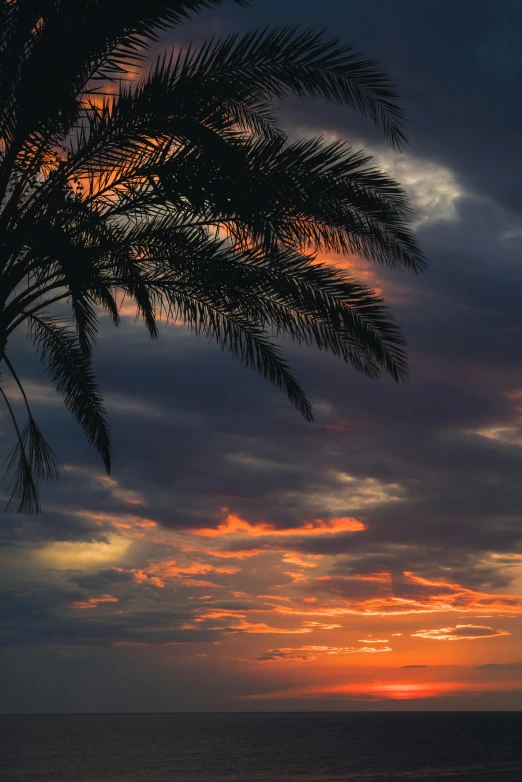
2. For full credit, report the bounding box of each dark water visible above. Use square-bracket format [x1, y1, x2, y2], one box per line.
[2, 712, 522, 781]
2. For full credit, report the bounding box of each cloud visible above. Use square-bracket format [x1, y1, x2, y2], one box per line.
[370, 148, 465, 228]
[0, 586, 224, 648]
[250, 644, 393, 662]
[68, 568, 138, 590]
[63, 466, 146, 507]
[251, 649, 314, 662]
[103, 393, 168, 422]
[4, 0, 522, 713]
[143, 559, 240, 586]
[297, 128, 465, 229]
[221, 621, 317, 635]
[192, 611, 342, 635]
[193, 514, 365, 538]
[303, 571, 522, 617]
[71, 594, 119, 610]
[33, 537, 133, 569]
[411, 625, 510, 641]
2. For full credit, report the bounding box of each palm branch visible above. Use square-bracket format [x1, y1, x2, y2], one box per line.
[0, 0, 424, 513]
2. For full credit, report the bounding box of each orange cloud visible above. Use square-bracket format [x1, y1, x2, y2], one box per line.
[285, 571, 311, 584]
[226, 620, 318, 635]
[194, 514, 365, 538]
[256, 595, 292, 602]
[282, 553, 323, 568]
[71, 594, 118, 610]
[411, 624, 510, 641]
[313, 252, 384, 296]
[302, 621, 343, 631]
[111, 518, 156, 532]
[182, 579, 228, 588]
[209, 549, 269, 560]
[297, 570, 522, 617]
[194, 609, 341, 634]
[352, 572, 392, 583]
[75, 511, 158, 539]
[144, 560, 240, 584]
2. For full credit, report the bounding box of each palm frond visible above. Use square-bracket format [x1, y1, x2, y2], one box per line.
[0, 351, 63, 513]
[28, 314, 111, 472]
[159, 288, 314, 421]
[2, 412, 62, 514]
[0, 0, 249, 154]
[18, 212, 121, 355]
[112, 231, 409, 382]
[2, 425, 41, 515]
[24, 415, 62, 485]
[115, 133, 423, 272]
[0, 383, 40, 514]
[162, 26, 407, 146]
[61, 26, 407, 200]
[0, 5, 425, 513]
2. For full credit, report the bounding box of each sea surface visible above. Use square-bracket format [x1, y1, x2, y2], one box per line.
[2, 712, 522, 782]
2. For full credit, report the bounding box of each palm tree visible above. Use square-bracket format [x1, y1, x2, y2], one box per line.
[0, 0, 424, 514]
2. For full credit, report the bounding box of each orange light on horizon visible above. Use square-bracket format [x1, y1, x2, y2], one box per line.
[233, 679, 519, 702]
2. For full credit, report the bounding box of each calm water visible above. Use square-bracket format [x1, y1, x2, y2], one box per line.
[2, 712, 522, 781]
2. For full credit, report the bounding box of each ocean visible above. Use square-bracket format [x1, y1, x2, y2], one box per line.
[2, 712, 522, 781]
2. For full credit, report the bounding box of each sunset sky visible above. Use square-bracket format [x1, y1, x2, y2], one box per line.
[2, 0, 522, 713]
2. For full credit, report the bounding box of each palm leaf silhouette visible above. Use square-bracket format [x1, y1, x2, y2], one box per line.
[0, 0, 424, 513]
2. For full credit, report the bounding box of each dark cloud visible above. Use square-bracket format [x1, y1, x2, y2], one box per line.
[0, 585, 223, 648]
[253, 649, 312, 662]
[67, 568, 138, 590]
[186, 0, 522, 216]
[2, 0, 522, 711]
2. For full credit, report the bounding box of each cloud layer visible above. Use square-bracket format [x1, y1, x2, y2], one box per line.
[1, 0, 522, 712]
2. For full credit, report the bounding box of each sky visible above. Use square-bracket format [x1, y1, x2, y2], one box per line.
[2, 0, 522, 713]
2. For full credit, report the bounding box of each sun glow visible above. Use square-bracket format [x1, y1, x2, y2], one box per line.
[33, 536, 131, 569]
[234, 679, 517, 702]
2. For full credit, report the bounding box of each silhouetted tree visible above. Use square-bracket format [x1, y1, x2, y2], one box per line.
[0, 0, 424, 512]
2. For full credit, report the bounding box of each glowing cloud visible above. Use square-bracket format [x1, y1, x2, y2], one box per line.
[106, 560, 242, 588]
[34, 536, 131, 569]
[302, 571, 522, 617]
[192, 608, 342, 635]
[193, 514, 365, 538]
[225, 620, 318, 635]
[411, 624, 510, 641]
[368, 147, 464, 228]
[281, 553, 323, 568]
[72, 594, 118, 610]
[297, 127, 464, 228]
